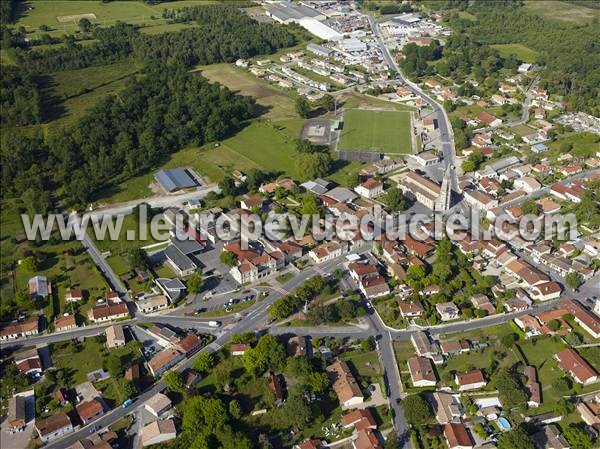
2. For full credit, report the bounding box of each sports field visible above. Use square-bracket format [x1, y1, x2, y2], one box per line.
[491, 43, 539, 63]
[338, 109, 412, 154]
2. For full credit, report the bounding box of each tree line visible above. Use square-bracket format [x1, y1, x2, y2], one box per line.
[12, 5, 295, 73]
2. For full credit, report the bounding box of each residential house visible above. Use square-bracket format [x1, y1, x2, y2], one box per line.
[470, 295, 494, 315]
[268, 372, 286, 404]
[1, 316, 39, 340]
[411, 332, 441, 359]
[399, 301, 424, 318]
[7, 395, 27, 431]
[436, 302, 460, 321]
[477, 112, 502, 128]
[14, 347, 42, 376]
[105, 325, 126, 348]
[54, 314, 77, 332]
[432, 392, 462, 424]
[525, 366, 541, 408]
[561, 299, 600, 338]
[326, 360, 364, 408]
[144, 392, 172, 418]
[148, 348, 185, 377]
[88, 302, 129, 323]
[155, 278, 186, 303]
[36, 412, 73, 443]
[455, 370, 486, 391]
[287, 336, 308, 357]
[355, 179, 384, 199]
[76, 399, 104, 425]
[309, 240, 347, 264]
[444, 423, 473, 449]
[532, 425, 569, 449]
[29, 275, 50, 300]
[352, 429, 383, 449]
[136, 294, 169, 314]
[555, 348, 598, 385]
[176, 334, 203, 357]
[65, 288, 83, 302]
[408, 356, 437, 387]
[231, 343, 251, 356]
[142, 419, 177, 447]
[342, 408, 377, 430]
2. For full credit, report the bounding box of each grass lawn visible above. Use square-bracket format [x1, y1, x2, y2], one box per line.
[510, 123, 538, 137]
[548, 131, 600, 159]
[339, 109, 412, 154]
[523, 0, 600, 24]
[197, 63, 298, 121]
[491, 44, 539, 63]
[342, 350, 382, 379]
[50, 338, 141, 385]
[89, 214, 169, 255]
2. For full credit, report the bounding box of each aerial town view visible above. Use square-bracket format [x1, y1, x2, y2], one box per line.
[0, 1, 599, 449]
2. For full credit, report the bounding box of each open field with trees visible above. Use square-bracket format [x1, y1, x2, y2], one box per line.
[339, 109, 413, 154]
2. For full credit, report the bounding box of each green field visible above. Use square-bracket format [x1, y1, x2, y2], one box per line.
[13, 0, 216, 38]
[491, 43, 539, 63]
[523, 0, 600, 24]
[339, 109, 412, 154]
[198, 63, 298, 120]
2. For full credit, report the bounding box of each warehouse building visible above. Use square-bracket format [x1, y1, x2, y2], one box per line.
[154, 168, 200, 193]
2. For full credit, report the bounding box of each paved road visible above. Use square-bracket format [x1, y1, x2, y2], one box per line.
[368, 15, 458, 190]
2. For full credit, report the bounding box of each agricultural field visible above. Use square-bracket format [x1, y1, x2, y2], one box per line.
[12, 0, 216, 39]
[491, 43, 539, 63]
[339, 109, 413, 154]
[523, 0, 600, 24]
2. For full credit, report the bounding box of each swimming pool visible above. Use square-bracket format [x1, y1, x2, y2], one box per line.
[498, 417, 511, 430]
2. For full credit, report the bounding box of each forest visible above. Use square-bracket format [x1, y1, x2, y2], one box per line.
[442, 1, 600, 115]
[12, 5, 296, 72]
[0, 4, 296, 208]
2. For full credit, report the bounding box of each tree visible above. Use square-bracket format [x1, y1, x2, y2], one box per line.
[106, 353, 123, 378]
[384, 187, 407, 212]
[296, 152, 332, 179]
[78, 18, 91, 32]
[295, 97, 311, 118]
[128, 248, 149, 271]
[320, 94, 335, 112]
[228, 399, 242, 420]
[384, 431, 399, 449]
[563, 424, 593, 449]
[305, 371, 329, 393]
[220, 251, 237, 267]
[402, 394, 433, 425]
[565, 272, 582, 291]
[552, 377, 571, 393]
[521, 200, 539, 216]
[164, 371, 187, 394]
[243, 335, 286, 374]
[187, 269, 204, 294]
[119, 379, 137, 400]
[500, 333, 518, 349]
[218, 177, 237, 196]
[21, 256, 38, 273]
[276, 394, 312, 430]
[495, 368, 527, 409]
[361, 336, 376, 352]
[497, 428, 535, 449]
[193, 352, 215, 373]
[548, 319, 561, 332]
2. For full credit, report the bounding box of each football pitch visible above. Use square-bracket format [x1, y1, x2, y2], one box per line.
[338, 109, 412, 154]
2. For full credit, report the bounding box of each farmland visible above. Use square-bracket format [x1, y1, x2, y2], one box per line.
[339, 109, 413, 154]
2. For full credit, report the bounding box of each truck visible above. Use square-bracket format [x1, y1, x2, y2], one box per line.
[122, 398, 133, 408]
[208, 320, 221, 328]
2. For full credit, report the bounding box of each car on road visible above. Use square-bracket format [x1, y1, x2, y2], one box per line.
[208, 320, 221, 328]
[122, 398, 134, 408]
[194, 308, 207, 314]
